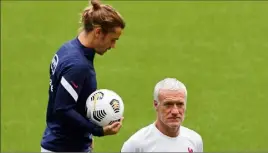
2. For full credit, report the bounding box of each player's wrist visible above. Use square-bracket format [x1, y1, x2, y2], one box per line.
[102, 125, 111, 136]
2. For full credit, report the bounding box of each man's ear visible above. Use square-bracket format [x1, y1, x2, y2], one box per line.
[154, 100, 158, 110]
[94, 27, 102, 38]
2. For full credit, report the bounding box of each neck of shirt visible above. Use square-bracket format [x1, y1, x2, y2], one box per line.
[75, 37, 96, 62]
[152, 122, 180, 140]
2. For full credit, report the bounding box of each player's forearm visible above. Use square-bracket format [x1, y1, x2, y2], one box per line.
[56, 109, 104, 136]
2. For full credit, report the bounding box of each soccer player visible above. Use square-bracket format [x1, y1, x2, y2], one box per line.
[40, 0, 126, 152]
[121, 78, 203, 152]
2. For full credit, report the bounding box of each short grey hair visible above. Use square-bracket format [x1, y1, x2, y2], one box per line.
[153, 78, 187, 103]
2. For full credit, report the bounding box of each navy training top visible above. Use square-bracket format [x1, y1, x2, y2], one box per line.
[41, 37, 103, 152]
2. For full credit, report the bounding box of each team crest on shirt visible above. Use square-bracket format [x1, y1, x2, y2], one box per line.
[51, 54, 59, 75]
[188, 147, 193, 153]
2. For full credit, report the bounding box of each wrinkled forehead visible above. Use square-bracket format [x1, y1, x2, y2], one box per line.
[158, 89, 186, 102]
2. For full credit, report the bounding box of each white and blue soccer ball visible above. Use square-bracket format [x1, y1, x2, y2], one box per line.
[86, 89, 124, 127]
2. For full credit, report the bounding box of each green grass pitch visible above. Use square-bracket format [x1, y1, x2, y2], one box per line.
[1, 1, 268, 152]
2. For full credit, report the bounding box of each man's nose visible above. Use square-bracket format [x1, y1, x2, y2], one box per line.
[170, 105, 179, 114]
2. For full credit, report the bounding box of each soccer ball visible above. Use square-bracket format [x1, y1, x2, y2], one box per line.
[86, 89, 124, 127]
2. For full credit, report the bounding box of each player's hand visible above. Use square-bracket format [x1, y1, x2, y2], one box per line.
[103, 117, 124, 136]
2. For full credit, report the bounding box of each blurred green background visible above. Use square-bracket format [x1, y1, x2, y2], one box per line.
[1, 1, 268, 152]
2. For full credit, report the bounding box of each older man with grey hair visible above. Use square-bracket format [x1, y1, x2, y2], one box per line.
[121, 78, 203, 152]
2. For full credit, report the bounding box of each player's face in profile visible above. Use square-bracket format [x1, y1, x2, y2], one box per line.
[94, 27, 122, 55]
[157, 90, 186, 128]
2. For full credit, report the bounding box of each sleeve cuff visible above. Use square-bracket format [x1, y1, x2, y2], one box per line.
[92, 126, 104, 137]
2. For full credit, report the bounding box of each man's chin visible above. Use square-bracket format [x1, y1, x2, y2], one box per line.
[96, 51, 105, 56]
[95, 49, 107, 55]
[166, 122, 181, 128]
